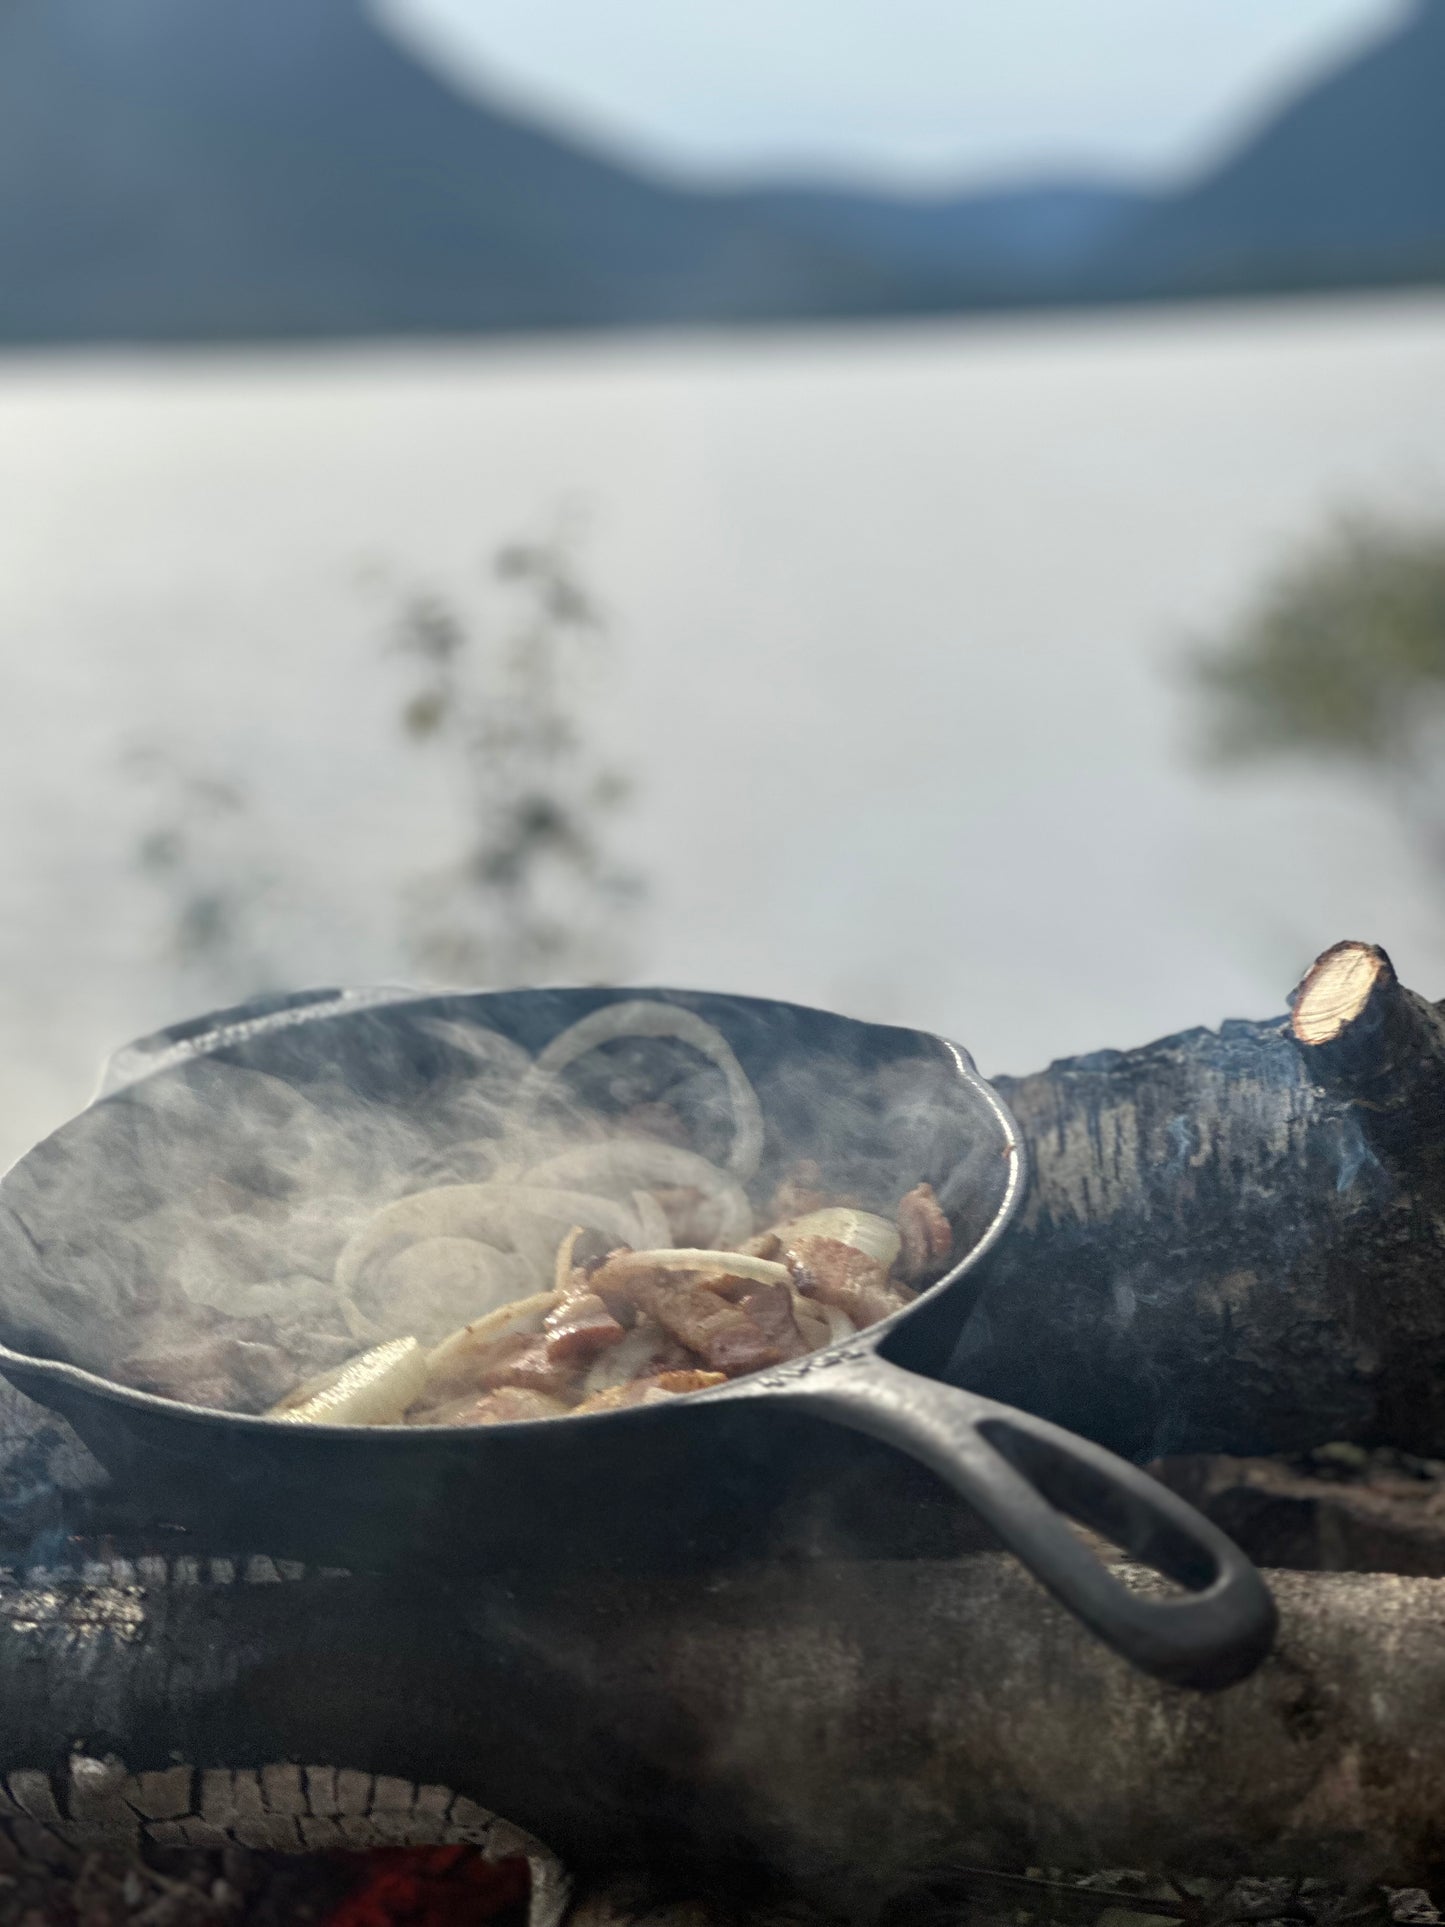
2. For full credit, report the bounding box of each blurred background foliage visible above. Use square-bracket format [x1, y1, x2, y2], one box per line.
[127, 524, 642, 1006]
[0, 0, 1442, 1154]
[387, 525, 642, 986]
[1193, 514, 1445, 872]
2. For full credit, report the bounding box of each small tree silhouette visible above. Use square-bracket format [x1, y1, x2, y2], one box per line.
[1190, 511, 1445, 875]
[124, 746, 281, 1003]
[385, 524, 642, 986]
[127, 521, 643, 1001]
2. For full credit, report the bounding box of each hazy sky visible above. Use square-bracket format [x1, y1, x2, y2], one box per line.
[381, 0, 1409, 189]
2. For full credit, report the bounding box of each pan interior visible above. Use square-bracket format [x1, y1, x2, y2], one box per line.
[0, 988, 1016, 1412]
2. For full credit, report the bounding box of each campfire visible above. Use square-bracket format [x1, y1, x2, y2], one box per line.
[0, 940, 1442, 1924]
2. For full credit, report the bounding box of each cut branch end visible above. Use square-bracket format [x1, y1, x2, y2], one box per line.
[1292, 942, 1397, 1047]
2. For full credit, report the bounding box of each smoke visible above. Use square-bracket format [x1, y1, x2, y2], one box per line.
[0, 994, 1010, 1420]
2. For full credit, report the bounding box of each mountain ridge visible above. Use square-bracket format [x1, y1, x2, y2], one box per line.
[0, 0, 1438, 343]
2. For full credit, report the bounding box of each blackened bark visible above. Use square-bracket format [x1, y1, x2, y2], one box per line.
[0, 1551, 1443, 1910]
[957, 941, 1445, 1461]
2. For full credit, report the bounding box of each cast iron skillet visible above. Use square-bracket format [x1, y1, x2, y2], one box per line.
[0, 984, 1275, 1689]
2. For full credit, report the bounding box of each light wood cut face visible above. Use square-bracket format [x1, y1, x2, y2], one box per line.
[1292, 942, 1390, 1045]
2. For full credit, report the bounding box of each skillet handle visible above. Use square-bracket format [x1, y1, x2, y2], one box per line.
[775, 1352, 1276, 1689]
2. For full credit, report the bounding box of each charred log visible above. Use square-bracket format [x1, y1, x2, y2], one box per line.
[0, 1549, 1443, 1914]
[949, 940, 1445, 1461]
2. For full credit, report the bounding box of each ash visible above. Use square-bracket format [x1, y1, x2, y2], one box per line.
[0, 1840, 536, 1927]
[3, 1852, 1437, 1927]
[0, 1840, 349, 1926]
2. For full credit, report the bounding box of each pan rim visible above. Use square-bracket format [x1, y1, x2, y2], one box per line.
[0, 985, 1029, 1438]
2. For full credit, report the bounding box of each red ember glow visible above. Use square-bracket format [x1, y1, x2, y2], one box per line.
[322, 1847, 530, 1927]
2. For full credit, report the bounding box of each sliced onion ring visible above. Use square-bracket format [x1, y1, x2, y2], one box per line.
[772, 1207, 902, 1270]
[335, 1183, 641, 1297]
[630, 1189, 672, 1249]
[553, 1225, 585, 1295]
[270, 1337, 427, 1426]
[523, 1142, 752, 1247]
[597, 1248, 790, 1289]
[423, 1289, 561, 1387]
[413, 1017, 533, 1081]
[513, 1001, 764, 1179]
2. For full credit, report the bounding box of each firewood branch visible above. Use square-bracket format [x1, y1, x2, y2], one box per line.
[0, 1551, 1441, 1912]
[954, 939, 1445, 1461]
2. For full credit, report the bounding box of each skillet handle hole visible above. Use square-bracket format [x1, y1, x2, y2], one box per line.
[977, 1416, 1220, 1592]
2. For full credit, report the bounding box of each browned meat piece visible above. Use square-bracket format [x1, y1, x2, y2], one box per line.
[543, 1291, 627, 1362]
[574, 1369, 726, 1415]
[485, 1338, 583, 1400]
[589, 1255, 804, 1377]
[118, 1334, 292, 1412]
[703, 1279, 807, 1376]
[656, 1278, 801, 1376]
[578, 1320, 698, 1399]
[651, 1368, 729, 1394]
[896, 1182, 953, 1284]
[745, 1278, 809, 1349]
[784, 1235, 916, 1329]
[588, 1273, 642, 1327]
[412, 1385, 573, 1426]
[694, 1270, 750, 1303]
[641, 1277, 756, 1366]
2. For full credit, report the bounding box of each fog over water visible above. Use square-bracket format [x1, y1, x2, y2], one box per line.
[1, 292, 1443, 1167]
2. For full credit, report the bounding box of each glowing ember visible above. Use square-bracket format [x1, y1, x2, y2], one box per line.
[322, 1847, 530, 1927]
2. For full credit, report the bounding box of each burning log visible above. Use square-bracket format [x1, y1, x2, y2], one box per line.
[0, 1549, 1443, 1914]
[955, 940, 1445, 1461]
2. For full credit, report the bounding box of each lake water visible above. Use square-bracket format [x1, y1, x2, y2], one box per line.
[1, 292, 1443, 1166]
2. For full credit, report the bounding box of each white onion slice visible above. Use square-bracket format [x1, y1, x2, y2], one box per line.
[524, 1142, 752, 1247]
[423, 1289, 560, 1386]
[773, 1207, 901, 1270]
[270, 1337, 426, 1426]
[514, 1001, 763, 1179]
[787, 1289, 833, 1348]
[363, 1238, 533, 1347]
[598, 1248, 790, 1288]
[505, 1211, 567, 1279]
[631, 1189, 672, 1249]
[413, 1017, 533, 1081]
[335, 1184, 640, 1296]
[553, 1225, 585, 1295]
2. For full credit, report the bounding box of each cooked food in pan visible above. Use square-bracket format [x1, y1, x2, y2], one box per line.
[89, 1001, 955, 1423]
[271, 1181, 950, 1427]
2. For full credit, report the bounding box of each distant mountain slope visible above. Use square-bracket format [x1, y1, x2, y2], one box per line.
[1096, 0, 1445, 296]
[0, 0, 1439, 343]
[0, 0, 925, 340]
[728, 181, 1146, 287]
